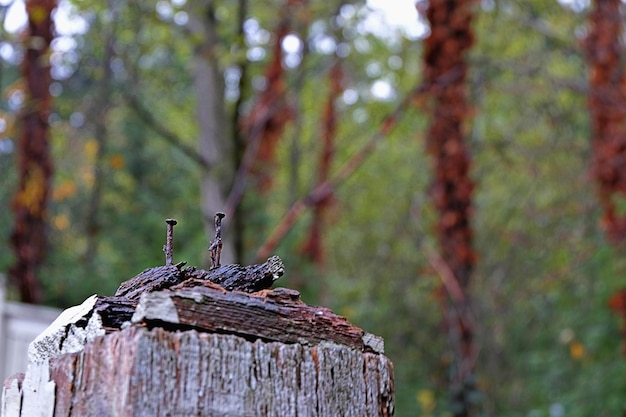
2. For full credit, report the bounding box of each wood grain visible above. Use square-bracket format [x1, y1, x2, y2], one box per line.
[45, 326, 394, 417]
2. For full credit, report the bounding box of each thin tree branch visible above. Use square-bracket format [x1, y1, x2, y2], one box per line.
[301, 59, 343, 264]
[255, 65, 467, 260]
[123, 92, 211, 170]
[83, 21, 114, 263]
[255, 82, 428, 261]
[230, 0, 249, 263]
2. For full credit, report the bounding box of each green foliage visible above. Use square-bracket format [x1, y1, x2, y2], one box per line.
[1, 0, 626, 415]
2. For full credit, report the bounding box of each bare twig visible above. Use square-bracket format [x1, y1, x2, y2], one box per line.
[254, 65, 469, 260]
[224, 98, 287, 220]
[426, 247, 479, 382]
[426, 249, 466, 305]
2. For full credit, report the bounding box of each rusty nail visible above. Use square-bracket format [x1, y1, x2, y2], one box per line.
[208, 212, 225, 269]
[164, 218, 177, 266]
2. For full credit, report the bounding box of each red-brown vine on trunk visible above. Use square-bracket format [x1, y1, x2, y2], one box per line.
[226, 0, 307, 225]
[300, 61, 343, 264]
[421, 0, 478, 415]
[585, 0, 626, 362]
[9, 0, 56, 304]
[240, 1, 299, 193]
[584, 0, 626, 241]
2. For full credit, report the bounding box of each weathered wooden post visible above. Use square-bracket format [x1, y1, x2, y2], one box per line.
[1, 219, 394, 417]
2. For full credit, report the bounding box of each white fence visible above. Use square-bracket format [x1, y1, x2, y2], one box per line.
[0, 274, 61, 381]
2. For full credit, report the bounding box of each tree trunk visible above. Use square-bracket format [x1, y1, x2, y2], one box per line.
[187, 1, 235, 264]
[9, 0, 56, 303]
[422, 0, 478, 415]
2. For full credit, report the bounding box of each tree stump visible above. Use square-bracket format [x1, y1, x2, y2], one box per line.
[1, 259, 394, 417]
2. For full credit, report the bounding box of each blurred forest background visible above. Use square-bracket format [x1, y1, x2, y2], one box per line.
[2, 0, 626, 416]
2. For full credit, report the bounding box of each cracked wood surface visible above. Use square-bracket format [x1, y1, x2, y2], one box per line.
[46, 326, 394, 417]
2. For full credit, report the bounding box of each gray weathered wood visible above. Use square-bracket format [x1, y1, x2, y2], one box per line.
[29, 326, 393, 417]
[114, 265, 184, 300]
[185, 255, 284, 292]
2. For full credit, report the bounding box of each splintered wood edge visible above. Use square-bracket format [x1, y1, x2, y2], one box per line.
[28, 295, 105, 364]
[131, 288, 384, 353]
[8, 361, 56, 417]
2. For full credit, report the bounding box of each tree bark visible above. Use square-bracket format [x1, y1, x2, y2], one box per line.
[422, 0, 478, 415]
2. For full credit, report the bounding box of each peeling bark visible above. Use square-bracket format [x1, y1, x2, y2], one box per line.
[586, 0, 626, 376]
[131, 286, 384, 353]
